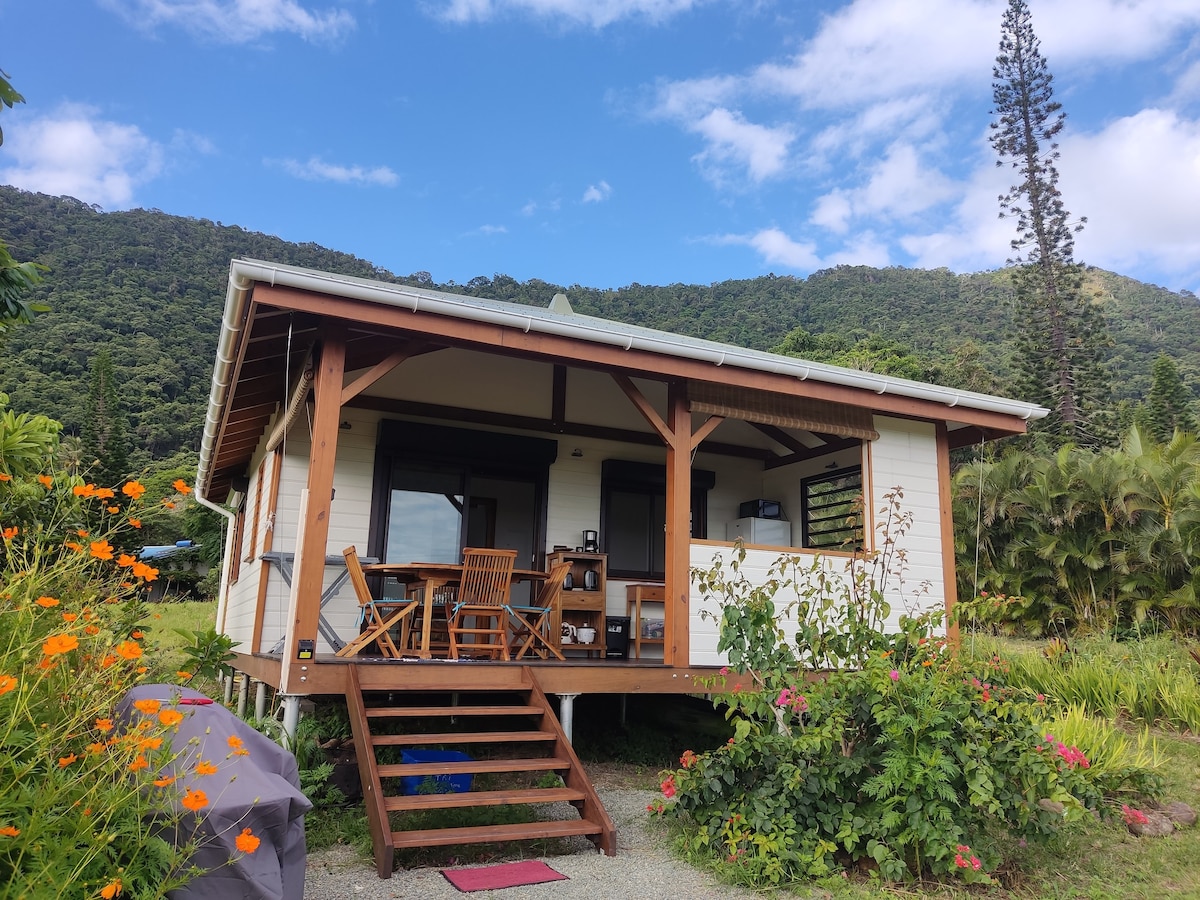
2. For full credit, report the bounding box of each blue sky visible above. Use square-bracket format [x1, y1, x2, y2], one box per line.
[2, 0, 1199, 293]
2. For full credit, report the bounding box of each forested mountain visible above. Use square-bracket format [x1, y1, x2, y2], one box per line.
[1, 184, 1197, 470]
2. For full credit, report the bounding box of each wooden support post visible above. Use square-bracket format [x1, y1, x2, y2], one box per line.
[282, 329, 346, 690]
[664, 382, 691, 667]
[935, 422, 960, 648]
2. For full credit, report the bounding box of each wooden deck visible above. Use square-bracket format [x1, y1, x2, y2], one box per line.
[232, 651, 729, 696]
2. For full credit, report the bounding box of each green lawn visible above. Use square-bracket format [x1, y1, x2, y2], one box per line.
[143, 599, 218, 677]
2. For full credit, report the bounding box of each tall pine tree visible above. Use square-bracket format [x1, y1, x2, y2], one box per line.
[81, 348, 130, 485]
[990, 0, 1112, 448]
[1140, 354, 1197, 442]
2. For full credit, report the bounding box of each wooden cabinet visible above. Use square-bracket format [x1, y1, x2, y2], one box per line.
[548, 551, 606, 657]
[626, 583, 665, 659]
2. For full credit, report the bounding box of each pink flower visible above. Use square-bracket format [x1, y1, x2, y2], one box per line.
[1122, 805, 1149, 826]
[719, 666, 730, 676]
[954, 854, 968, 868]
[660, 775, 676, 799]
[889, 669, 900, 682]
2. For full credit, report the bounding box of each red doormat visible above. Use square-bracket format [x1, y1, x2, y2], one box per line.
[441, 860, 568, 892]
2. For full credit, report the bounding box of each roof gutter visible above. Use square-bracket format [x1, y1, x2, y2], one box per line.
[222, 259, 1049, 423]
[195, 266, 256, 500]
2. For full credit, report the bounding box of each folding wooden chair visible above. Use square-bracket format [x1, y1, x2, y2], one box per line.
[508, 560, 571, 660]
[446, 548, 518, 660]
[334, 546, 419, 658]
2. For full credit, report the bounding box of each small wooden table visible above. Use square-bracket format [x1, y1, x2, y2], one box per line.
[362, 562, 547, 659]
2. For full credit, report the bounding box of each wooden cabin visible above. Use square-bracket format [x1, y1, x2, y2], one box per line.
[194, 259, 1046, 872]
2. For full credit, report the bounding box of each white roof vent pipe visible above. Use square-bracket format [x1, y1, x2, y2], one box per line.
[549, 292, 574, 315]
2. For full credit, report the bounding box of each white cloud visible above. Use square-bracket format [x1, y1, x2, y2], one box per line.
[1064, 108, 1200, 281]
[0, 105, 164, 208]
[433, 0, 703, 28]
[100, 0, 355, 44]
[714, 228, 821, 270]
[689, 108, 794, 185]
[811, 143, 957, 234]
[272, 156, 399, 186]
[475, 224, 508, 235]
[582, 180, 612, 203]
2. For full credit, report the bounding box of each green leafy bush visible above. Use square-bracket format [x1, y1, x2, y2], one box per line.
[657, 489, 1155, 888]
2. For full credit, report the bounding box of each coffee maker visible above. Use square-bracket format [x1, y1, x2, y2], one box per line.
[582, 530, 598, 553]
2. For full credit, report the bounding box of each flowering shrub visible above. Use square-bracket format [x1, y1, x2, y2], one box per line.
[660, 490, 1139, 888]
[0, 470, 258, 898]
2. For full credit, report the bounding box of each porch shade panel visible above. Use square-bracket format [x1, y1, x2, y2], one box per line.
[689, 383, 880, 441]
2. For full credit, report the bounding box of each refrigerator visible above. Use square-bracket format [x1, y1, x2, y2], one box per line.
[725, 517, 791, 545]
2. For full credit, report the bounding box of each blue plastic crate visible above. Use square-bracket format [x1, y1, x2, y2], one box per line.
[399, 749, 474, 795]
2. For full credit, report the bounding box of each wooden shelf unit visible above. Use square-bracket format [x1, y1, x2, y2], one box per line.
[549, 551, 606, 657]
[626, 583, 665, 659]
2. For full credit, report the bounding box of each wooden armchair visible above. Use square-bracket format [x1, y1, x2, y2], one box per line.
[446, 548, 518, 660]
[334, 546, 419, 658]
[508, 560, 572, 660]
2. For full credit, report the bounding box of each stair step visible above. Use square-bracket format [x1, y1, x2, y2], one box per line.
[378, 756, 571, 778]
[384, 786, 585, 812]
[372, 730, 555, 747]
[366, 705, 543, 718]
[390, 818, 602, 850]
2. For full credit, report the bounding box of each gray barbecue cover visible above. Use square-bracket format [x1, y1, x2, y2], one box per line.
[117, 685, 312, 900]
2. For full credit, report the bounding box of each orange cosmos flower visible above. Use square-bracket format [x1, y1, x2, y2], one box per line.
[0, 826, 20, 837]
[100, 655, 117, 668]
[42, 634, 79, 656]
[177, 671, 193, 680]
[122, 480, 146, 500]
[153, 775, 176, 788]
[86, 742, 106, 755]
[0, 472, 10, 481]
[138, 736, 162, 751]
[61, 612, 77, 623]
[99, 878, 121, 899]
[162, 500, 176, 509]
[227, 734, 245, 750]
[89, 540, 114, 560]
[128, 518, 141, 528]
[172, 479, 192, 495]
[95, 488, 115, 500]
[195, 760, 218, 776]
[106, 506, 119, 514]
[0, 675, 16, 696]
[2, 526, 16, 541]
[117, 553, 136, 567]
[64, 541, 83, 552]
[158, 709, 184, 727]
[235, 827, 261, 854]
[181, 789, 208, 812]
[131, 630, 143, 639]
[84, 624, 100, 635]
[116, 641, 142, 661]
[136, 665, 148, 674]
[95, 718, 114, 733]
[132, 562, 159, 582]
[58, 753, 78, 768]
[76, 529, 89, 538]
[128, 755, 148, 772]
[132, 699, 160, 715]
[37, 474, 52, 488]
[35, 596, 60, 608]
[73, 483, 96, 497]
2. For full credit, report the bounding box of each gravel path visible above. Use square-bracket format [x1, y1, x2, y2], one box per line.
[302, 785, 772, 900]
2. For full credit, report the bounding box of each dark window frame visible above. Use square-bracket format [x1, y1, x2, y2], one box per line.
[800, 465, 864, 551]
[600, 459, 714, 581]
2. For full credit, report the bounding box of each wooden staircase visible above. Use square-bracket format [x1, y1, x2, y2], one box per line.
[345, 665, 617, 878]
